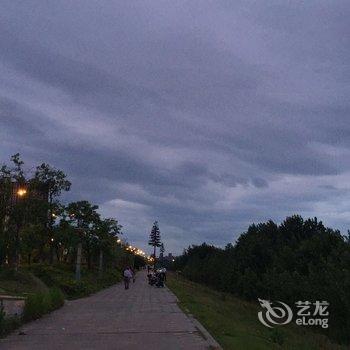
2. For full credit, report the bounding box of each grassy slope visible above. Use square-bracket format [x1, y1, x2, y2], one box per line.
[27, 264, 122, 299]
[0, 264, 122, 299]
[167, 273, 346, 350]
[0, 269, 48, 296]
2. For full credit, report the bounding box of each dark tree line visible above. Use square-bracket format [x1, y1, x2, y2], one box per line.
[174, 215, 350, 344]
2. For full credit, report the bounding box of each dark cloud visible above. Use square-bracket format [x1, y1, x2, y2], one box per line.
[251, 177, 268, 189]
[0, 97, 46, 139]
[1, 0, 349, 253]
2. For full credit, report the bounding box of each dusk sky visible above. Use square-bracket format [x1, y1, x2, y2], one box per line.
[1, 1, 349, 254]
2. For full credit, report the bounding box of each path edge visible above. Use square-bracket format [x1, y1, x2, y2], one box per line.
[165, 285, 222, 350]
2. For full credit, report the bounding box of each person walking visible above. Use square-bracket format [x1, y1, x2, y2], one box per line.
[123, 266, 132, 290]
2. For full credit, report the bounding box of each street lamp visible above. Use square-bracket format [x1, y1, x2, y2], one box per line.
[17, 188, 27, 197]
[14, 186, 28, 270]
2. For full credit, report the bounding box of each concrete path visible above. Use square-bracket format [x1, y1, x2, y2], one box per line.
[0, 271, 219, 349]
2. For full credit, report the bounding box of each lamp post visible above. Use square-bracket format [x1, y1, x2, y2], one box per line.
[49, 212, 57, 264]
[14, 186, 28, 271]
[75, 228, 83, 281]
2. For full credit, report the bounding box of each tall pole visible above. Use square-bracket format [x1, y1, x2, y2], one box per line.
[75, 242, 82, 281]
[48, 191, 54, 264]
[15, 185, 27, 270]
[98, 249, 103, 277]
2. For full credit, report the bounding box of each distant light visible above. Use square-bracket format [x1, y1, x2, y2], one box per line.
[17, 188, 27, 197]
[51, 238, 54, 242]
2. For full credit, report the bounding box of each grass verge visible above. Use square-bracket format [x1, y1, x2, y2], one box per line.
[26, 264, 122, 299]
[0, 268, 48, 296]
[167, 273, 347, 350]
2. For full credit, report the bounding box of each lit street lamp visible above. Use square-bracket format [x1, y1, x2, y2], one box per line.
[17, 188, 27, 197]
[15, 186, 28, 270]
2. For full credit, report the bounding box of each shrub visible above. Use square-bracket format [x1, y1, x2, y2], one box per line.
[28, 264, 122, 299]
[0, 304, 21, 338]
[23, 288, 64, 322]
[59, 279, 92, 298]
[49, 288, 64, 310]
[23, 293, 47, 321]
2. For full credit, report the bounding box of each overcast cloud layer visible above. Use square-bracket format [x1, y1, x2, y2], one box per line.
[1, 1, 350, 254]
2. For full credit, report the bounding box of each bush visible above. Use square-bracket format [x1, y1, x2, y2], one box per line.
[23, 293, 48, 321]
[49, 288, 64, 310]
[0, 304, 21, 338]
[59, 279, 92, 299]
[28, 263, 122, 299]
[23, 288, 64, 322]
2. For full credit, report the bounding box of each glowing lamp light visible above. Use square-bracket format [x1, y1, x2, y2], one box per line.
[17, 188, 27, 197]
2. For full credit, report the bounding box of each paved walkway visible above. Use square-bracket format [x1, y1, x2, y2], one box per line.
[0, 271, 219, 349]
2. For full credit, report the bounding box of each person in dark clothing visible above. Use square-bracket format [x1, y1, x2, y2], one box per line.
[130, 267, 136, 283]
[155, 271, 165, 287]
[147, 272, 156, 285]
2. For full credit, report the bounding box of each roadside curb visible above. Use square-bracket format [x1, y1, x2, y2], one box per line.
[165, 285, 222, 350]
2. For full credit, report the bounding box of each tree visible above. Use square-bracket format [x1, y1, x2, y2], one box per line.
[34, 163, 71, 202]
[66, 201, 100, 269]
[20, 224, 47, 264]
[148, 221, 161, 261]
[34, 163, 71, 264]
[94, 218, 122, 272]
[0, 154, 27, 267]
[160, 243, 165, 258]
[54, 218, 78, 263]
[34, 165, 71, 228]
[9, 153, 25, 182]
[174, 215, 350, 344]
[0, 154, 127, 272]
